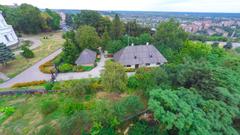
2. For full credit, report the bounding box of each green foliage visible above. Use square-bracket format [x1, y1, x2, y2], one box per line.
[128, 120, 161, 135]
[235, 47, 240, 53]
[44, 82, 54, 91]
[106, 40, 126, 54]
[60, 111, 90, 135]
[154, 19, 188, 52]
[40, 100, 58, 116]
[75, 25, 100, 50]
[21, 45, 34, 58]
[189, 34, 228, 42]
[0, 43, 15, 65]
[113, 96, 144, 119]
[36, 125, 57, 135]
[101, 61, 128, 92]
[67, 79, 95, 98]
[0, 4, 61, 34]
[61, 39, 79, 64]
[63, 99, 85, 115]
[111, 14, 125, 40]
[58, 63, 74, 72]
[125, 20, 151, 37]
[45, 9, 61, 30]
[0, 106, 15, 124]
[148, 88, 239, 135]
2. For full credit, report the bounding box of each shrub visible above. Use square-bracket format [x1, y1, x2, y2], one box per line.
[128, 120, 161, 135]
[44, 82, 54, 91]
[11, 80, 47, 88]
[61, 112, 90, 135]
[63, 100, 85, 115]
[40, 100, 58, 116]
[21, 45, 34, 58]
[36, 125, 57, 135]
[72, 66, 84, 72]
[81, 66, 94, 71]
[58, 63, 73, 72]
[127, 76, 139, 89]
[68, 80, 93, 97]
[235, 47, 240, 54]
[39, 60, 55, 74]
[113, 96, 144, 119]
[125, 68, 135, 72]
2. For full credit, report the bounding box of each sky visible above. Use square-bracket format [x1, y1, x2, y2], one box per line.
[1, 0, 240, 13]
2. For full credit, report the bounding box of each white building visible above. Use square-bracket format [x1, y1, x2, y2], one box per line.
[0, 11, 18, 47]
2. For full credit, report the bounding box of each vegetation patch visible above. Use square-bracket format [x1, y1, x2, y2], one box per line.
[11, 80, 47, 88]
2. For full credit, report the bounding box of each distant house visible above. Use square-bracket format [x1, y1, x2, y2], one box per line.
[75, 49, 97, 66]
[113, 44, 167, 68]
[0, 11, 18, 47]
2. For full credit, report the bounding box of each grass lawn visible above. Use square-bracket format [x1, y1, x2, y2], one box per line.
[0, 31, 64, 78]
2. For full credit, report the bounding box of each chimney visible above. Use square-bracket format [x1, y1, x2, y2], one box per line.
[131, 43, 134, 46]
[146, 42, 149, 45]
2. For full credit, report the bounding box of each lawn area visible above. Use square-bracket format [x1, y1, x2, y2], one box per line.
[0, 31, 64, 78]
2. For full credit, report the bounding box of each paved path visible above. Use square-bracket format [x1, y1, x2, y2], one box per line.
[0, 50, 108, 88]
[0, 49, 62, 88]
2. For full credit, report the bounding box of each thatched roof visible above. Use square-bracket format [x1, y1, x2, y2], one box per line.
[113, 45, 167, 65]
[75, 49, 96, 65]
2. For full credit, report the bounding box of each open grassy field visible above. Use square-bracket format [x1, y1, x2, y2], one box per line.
[0, 31, 64, 78]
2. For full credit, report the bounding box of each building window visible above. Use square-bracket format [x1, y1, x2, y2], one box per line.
[4, 35, 10, 42]
[157, 62, 161, 65]
[134, 56, 137, 59]
[146, 63, 150, 66]
[149, 55, 153, 58]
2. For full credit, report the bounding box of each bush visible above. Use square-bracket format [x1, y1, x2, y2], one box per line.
[235, 47, 240, 53]
[11, 80, 47, 88]
[68, 80, 93, 97]
[40, 100, 58, 116]
[36, 125, 57, 135]
[39, 60, 56, 74]
[21, 45, 34, 58]
[127, 76, 139, 89]
[125, 68, 135, 72]
[63, 100, 85, 115]
[72, 66, 84, 72]
[128, 120, 161, 135]
[44, 82, 54, 90]
[81, 66, 94, 71]
[58, 63, 73, 72]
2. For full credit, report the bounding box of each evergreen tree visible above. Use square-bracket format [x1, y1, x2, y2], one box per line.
[110, 14, 125, 40]
[101, 30, 111, 49]
[0, 43, 15, 65]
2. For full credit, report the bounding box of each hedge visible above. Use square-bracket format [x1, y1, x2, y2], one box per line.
[11, 80, 47, 88]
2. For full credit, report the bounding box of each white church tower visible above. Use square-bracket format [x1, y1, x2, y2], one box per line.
[0, 11, 18, 47]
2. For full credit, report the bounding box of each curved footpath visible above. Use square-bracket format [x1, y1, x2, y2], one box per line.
[0, 49, 108, 88]
[0, 49, 134, 89]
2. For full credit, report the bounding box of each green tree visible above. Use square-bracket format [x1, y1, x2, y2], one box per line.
[154, 19, 188, 52]
[148, 88, 239, 135]
[101, 61, 127, 92]
[110, 14, 125, 40]
[75, 25, 100, 50]
[18, 4, 43, 33]
[62, 39, 79, 64]
[0, 43, 15, 65]
[101, 30, 111, 49]
[45, 9, 61, 30]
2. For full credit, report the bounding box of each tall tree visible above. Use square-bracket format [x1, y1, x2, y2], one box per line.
[45, 9, 61, 30]
[0, 43, 15, 65]
[101, 61, 127, 92]
[75, 25, 100, 50]
[110, 14, 125, 40]
[18, 4, 43, 33]
[101, 30, 111, 49]
[154, 19, 188, 52]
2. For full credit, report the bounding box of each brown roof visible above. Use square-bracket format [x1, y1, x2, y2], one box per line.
[113, 45, 167, 65]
